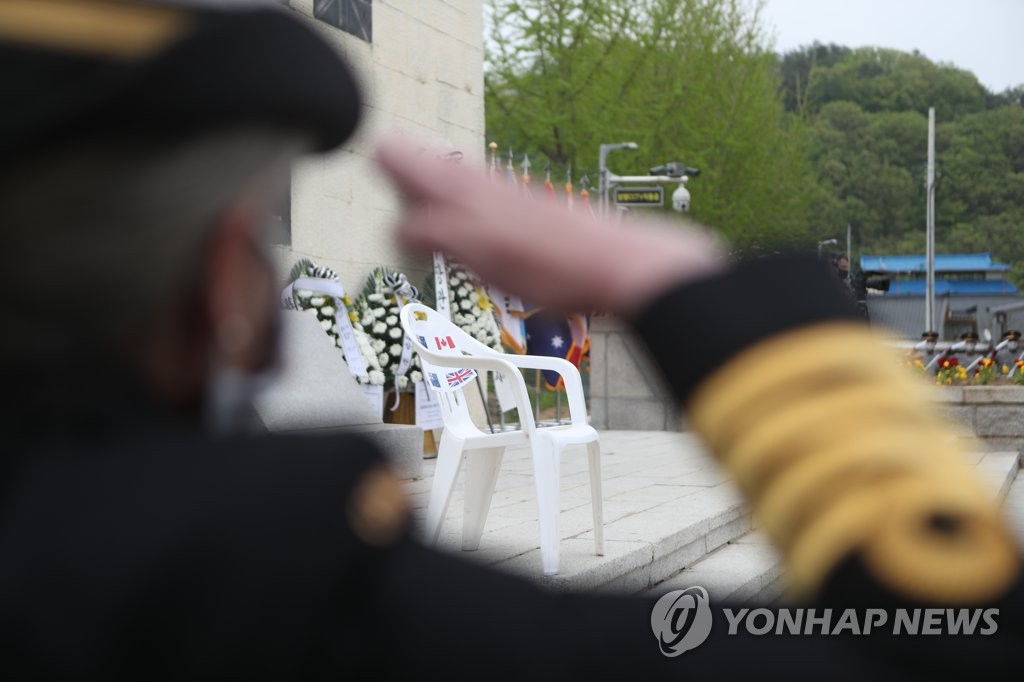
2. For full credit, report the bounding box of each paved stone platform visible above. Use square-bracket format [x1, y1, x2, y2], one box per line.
[402, 431, 1021, 599]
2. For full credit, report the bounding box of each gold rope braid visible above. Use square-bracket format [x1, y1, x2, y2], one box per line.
[688, 322, 1019, 603]
[0, 0, 188, 58]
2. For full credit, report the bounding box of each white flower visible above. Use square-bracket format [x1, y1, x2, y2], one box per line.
[369, 370, 385, 385]
[385, 315, 398, 325]
[410, 371, 423, 383]
[368, 293, 384, 303]
[319, 319, 332, 331]
[389, 343, 403, 356]
[388, 327, 402, 339]
[456, 271, 468, 281]
[397, 376, 409, 389]
[453, 313, 466, 325]
[373, 322, 387, 334]
[373, 308, 386, 318]
[371, 339, 386, 353]
[296, 289, 313, 299]
[389, 307, 399, 315]
[469, 291, 480, 303]
[460, 299, 473, 311]
[310, 296, 326, 307]
[456, 286, 468, 297]
[321, 306, 335, 317]
[449, 276, 459, 286]
[378, 352, 390, 366]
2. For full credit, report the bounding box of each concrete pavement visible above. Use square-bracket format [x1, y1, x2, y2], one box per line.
[402, 430, 1022, 601]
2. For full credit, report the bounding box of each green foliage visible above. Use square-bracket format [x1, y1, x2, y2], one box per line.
[287, 257, 314, 285]
[486, 5, 1023, 271]
[485, 0, 816, 249]
[778, 43, 1023, 273]
[798, 47, 988, 118]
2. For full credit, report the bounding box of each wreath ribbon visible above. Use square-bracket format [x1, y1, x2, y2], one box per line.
[281, 277, 367, 379]
[383, 271, 421, 411]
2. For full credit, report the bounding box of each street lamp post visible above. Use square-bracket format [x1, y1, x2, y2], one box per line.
[817, 238, 838, 258]
[598, 142, 638, 217]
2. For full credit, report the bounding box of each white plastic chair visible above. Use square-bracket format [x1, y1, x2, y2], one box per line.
[400, 302, 603, 575]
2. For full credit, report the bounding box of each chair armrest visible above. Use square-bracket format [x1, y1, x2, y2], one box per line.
[503, 354, 589, 427]
[414, 353, 537, 431]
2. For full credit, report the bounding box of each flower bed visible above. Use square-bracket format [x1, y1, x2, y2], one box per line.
[909, 356, 1024, 387]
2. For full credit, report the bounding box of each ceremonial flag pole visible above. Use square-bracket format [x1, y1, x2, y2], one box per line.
[579, 175, 596, 219]
[544, 164, 556, 201]
[565, 166, 574, 212]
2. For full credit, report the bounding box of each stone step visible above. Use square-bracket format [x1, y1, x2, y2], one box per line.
[1005, 470, 1024, 550]
[405, 433, 1020, 598]
[648, 449, 1021, 604]
[650, 531, 782, 604]
[976, 450, 1021, 502]
[407, 431, 751, 592]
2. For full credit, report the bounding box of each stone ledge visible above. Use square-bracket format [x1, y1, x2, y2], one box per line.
[963, 386, 1024, 404]
[930, 387, 965, 403]
[975, 406, 1024, 437]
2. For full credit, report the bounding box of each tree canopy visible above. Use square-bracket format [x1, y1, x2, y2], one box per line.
[486, 0, 817, 249]
[485, 1, 1023, 278]
[778, 44, 1024, 283]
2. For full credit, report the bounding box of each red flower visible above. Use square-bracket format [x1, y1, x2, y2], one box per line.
[942, 357, 959, 368]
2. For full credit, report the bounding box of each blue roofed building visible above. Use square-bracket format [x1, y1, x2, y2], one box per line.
[859, 253, 1023, 339]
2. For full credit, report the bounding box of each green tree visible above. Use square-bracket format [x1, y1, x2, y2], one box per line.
[782, 44, 1023, 272]
[776, 42, 849, 114]
[485, 0, 817, 249]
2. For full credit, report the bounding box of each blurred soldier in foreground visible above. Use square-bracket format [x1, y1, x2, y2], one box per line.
[1, 1, 1021, 679]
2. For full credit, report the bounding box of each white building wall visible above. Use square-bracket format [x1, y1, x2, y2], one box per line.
[278, 1, 485, 295]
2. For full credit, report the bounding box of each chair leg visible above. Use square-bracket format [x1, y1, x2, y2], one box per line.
[532, 436, 561, 575]
[461, 446, 505, 551]
[587, 440, 604, 556]
[423, 431, 465, 545]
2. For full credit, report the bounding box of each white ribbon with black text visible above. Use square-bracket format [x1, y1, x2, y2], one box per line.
[382, 272, 421, 411]
[281, 277, 367, 379]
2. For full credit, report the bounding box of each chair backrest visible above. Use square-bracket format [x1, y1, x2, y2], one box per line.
[400, 302, 535, 435]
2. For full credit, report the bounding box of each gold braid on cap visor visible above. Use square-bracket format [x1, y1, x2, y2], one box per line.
[687, 322, 1019, 604]
[0, 0, 188, 58]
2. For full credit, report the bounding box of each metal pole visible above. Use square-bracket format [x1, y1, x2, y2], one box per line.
[846, 223, 852, 263]
[597, 142, 637, 218]
[925, 107, 936, 332]
[598, 146, 608, 218]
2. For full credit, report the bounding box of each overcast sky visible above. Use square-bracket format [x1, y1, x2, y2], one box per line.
[760, 0, 1024, 93]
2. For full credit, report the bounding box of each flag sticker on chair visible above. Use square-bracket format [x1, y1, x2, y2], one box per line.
[446, 368, 475, 388]
[435, 335, 457, 351]
[423, 365, 477, 392]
